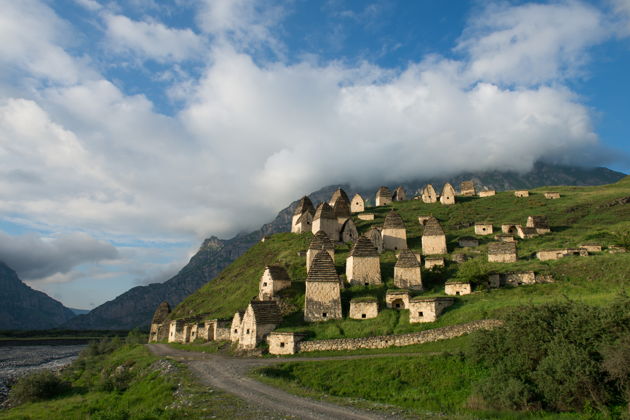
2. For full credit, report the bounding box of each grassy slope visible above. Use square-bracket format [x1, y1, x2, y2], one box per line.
[0, 344, 286, 420]
[172, 177, 630, 340]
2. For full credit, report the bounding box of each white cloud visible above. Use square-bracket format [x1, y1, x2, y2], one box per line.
[457, 1, 608, 86]
[0, 231, 119, 280]
[0, 0, 95, 85]
[196, 0, 286, 54]
[104, 13, 206, 62]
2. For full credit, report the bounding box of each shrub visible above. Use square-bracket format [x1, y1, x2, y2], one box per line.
[8, 370, 71, 405]
[469, 296, 630, 413]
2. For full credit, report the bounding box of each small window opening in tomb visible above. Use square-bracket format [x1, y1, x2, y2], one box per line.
[419, 311, 423, 317]
[263, 282, 267, 286]
[364, 282, 369, 286]
[456, 291, 460, 296]
[395, 303, 401, 308]
[246, 329, 250, 334]
[234, 329, 238, 333]
[322, 312, 327, 318]
[280, 342, 285, 348]
[362, 314, 366, 318]
[394, 247, 398, 250]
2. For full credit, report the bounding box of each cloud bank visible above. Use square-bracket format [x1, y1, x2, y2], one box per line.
[0, 232, 119, 281]
[0, 0, 625, 249]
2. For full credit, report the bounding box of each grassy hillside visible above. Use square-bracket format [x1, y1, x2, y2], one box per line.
[170, 177, 630, 339]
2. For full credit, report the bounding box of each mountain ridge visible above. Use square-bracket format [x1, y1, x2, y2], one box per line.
[0, 262, 76, 330]
[63, 162, 626, 330]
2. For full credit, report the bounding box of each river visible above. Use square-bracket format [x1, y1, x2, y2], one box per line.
[0, 341, 87, 404]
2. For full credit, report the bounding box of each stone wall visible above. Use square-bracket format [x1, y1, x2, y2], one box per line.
[304, 281, 342, 322]
[488, 253, 517, 263]
[422, 235, 447, 255]
[393, 266, 422, 290]
[349, 300, 378, 319]
[424, 257, 444, 269]
[478, 190, 496, 197]
[474, 224, 493, 235]
[382, 228, 407, 251]
[357, 213, 374, 220]
[445, 282, 472, 296]
[312, 218, 339, 242]
[297, 320, 502, 352]
[346, 256, 381, 286]
[514, 190, 529, 197]
[350, 196, 365, 213]
[544, 192, 560, 199]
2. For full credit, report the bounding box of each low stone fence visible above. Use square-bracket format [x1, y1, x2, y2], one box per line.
[297, 319, 502, 353]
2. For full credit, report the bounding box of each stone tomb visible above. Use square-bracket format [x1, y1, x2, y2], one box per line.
[478, 190, 496, 197]
[291, 196, 314, 233]
[258, 265, 291, 301]
[304, 250, 343, 322]
[440, 183, 456, 205]
[350, 194, 365, 213]
[458, 237, 479, 247]
[460, 181, 476, 196]
[409, 297, 454, 323]
[375, 186, 392, 206]
[357, 213, 374, 221]
[349, 298, 379, 319]
[544, 192, 560, 199]
[230, 311, 245, 342]
[346, 236, 381, 286]
[474, 222, 493, 235]
[306, 231, 335, 272]
[421, 217, 447, 255]
[382, 210, 407, 251]
[514, 190, 529, 197]
[421, 184, 438, 203]
[312, 202, 339, 241]
[394, 249, 422, 290]
[267, 332, 307, 355]
[238, 300, 282, 350]
[488, 242, 517, 263]
[424, 257, 445, 269]
[445, 281, 471, 296]
[385, 289, 410, 309]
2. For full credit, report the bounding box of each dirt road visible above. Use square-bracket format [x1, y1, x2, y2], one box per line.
[148, 344, 420, 420]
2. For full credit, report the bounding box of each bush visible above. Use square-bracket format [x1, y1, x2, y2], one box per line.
[469, 296, 630, 413]
[9, 370, 71, 405]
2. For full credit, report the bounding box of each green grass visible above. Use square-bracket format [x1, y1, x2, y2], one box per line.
[0, 343, 285, 420]
[171, 176, 630, 341]
[255, 353, 585, 419]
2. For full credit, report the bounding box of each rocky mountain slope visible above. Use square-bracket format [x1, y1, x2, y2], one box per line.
[0, 262, 76, 330]
[64, 162, 626, 330]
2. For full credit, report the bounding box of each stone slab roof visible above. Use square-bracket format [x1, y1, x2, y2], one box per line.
[151, 301, 171, 324]
[313, 202, 336, 220]
[460, 181, 475, 191]
[395, 249, 420, 268]
[293, 196, 314, 216]
[422, 217, 444, 236]
[250, 300, 282, 325]
[350, 236, 379, 257]
[333, 196, 351, 218]
[309, 231, 335, 250]
[410, 296, 455, 303]
[528, 215, 549, 228]
[376, 186, 392, 198]
[306, 250, 339, 282]
[386, 289, 409, 295]
[265, 265, 291, 282]
[330, 188, 350, 205]
[383, 210, 405, 229]
[488, 242, 517, 255]
[442, 183, 455, 195]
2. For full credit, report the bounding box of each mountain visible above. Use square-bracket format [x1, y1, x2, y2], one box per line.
[0, 262, 76, 330]
[64, 162, 626, 330]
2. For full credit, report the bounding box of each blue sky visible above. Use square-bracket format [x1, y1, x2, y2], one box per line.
[0, 0, 629, 309]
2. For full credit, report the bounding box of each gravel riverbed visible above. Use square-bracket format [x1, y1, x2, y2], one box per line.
[0, 344, 86, 404]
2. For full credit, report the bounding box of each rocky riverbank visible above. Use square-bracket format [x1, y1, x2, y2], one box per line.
[0, 343, 85, 405]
